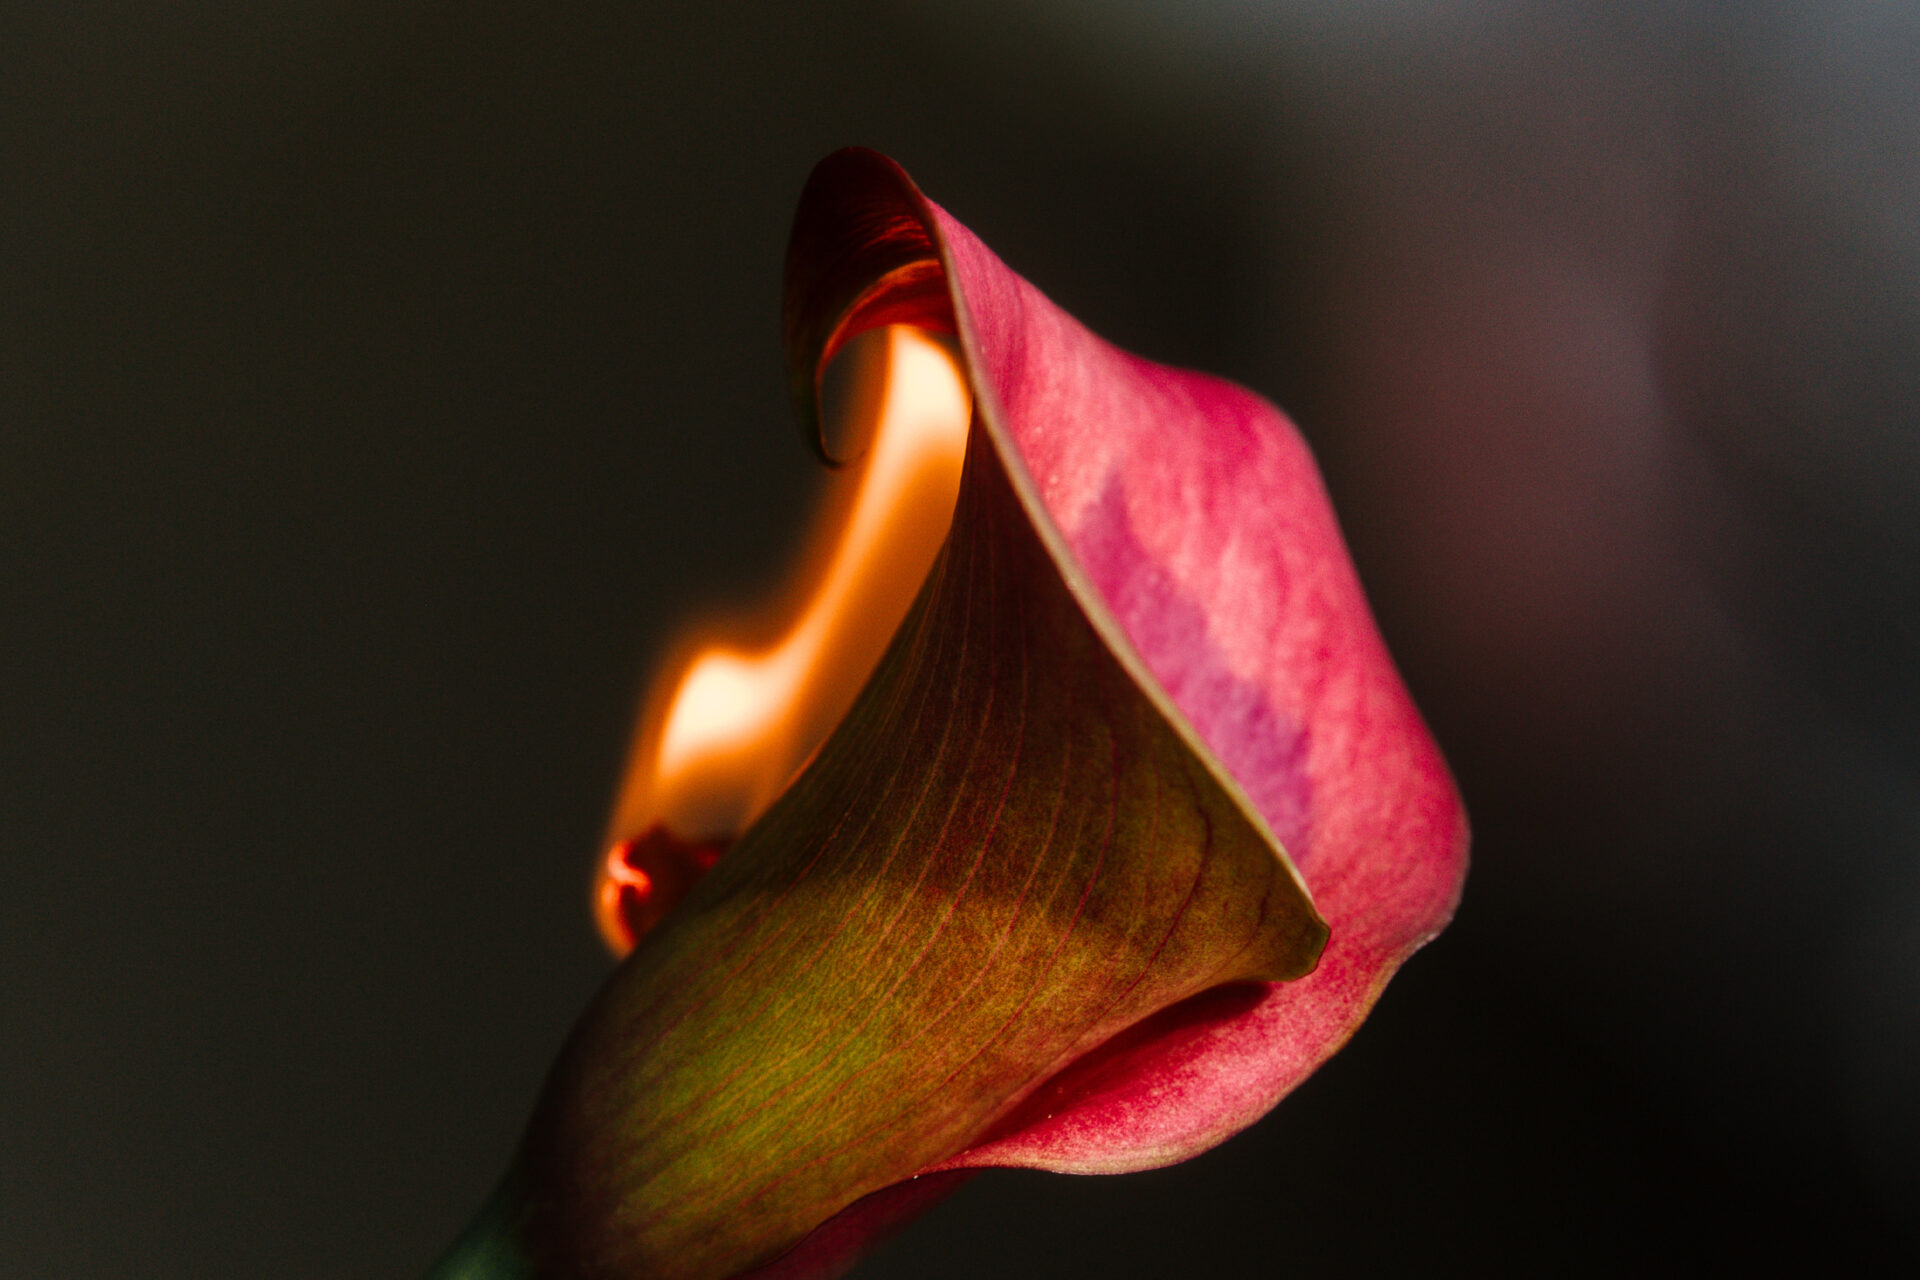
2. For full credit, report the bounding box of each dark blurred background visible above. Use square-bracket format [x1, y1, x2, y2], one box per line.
[4, 2, 1917, 1274]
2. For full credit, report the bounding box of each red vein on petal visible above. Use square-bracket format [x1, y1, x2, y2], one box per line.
[719, 549, 1005, 1136]
[626, 506, 992, 1194]
[726, 692, 1126, 1219]
[767, 501, 1032, 1102]
[922, 659, 1119, 1103]
[657, 476, 1080, 1217]
[1049, 769, 1220, 1069]
[878, 592, 1055, 1057]
[632, 561, 948, 1053]
[718, 622, 1031, 1221]
[612, 562, 965, 1159]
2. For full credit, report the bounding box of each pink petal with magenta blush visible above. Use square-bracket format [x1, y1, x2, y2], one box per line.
[788, 149, 1468, 1179]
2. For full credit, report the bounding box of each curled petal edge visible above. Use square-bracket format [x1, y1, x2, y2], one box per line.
[785, 148, 1469, 1179]
[428, 149, 1469, 1280]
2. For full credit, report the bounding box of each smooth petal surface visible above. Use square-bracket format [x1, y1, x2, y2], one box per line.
[787, 149, 1468, 1177]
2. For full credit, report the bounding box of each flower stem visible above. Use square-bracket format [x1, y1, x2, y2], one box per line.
[425, 1170, 533, 1280]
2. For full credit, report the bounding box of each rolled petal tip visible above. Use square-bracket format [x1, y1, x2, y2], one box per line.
[440, 148, 1467, 1280]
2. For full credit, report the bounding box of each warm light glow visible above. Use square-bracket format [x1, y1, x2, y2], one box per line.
[596, 325, 972, 953]
[604, 848, 652, 901]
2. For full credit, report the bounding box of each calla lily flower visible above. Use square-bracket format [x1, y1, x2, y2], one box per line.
[430, 149, 1467, 1280]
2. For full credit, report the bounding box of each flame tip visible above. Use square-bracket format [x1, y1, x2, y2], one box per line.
[597, 325, 970, 951]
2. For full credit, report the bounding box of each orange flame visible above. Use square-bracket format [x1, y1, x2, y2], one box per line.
[596, 325, 972, 953]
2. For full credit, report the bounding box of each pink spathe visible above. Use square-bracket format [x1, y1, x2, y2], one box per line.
[788, 148, 1467, 1182]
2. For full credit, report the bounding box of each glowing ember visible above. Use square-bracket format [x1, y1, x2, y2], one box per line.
[595, 324, 972, 953]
